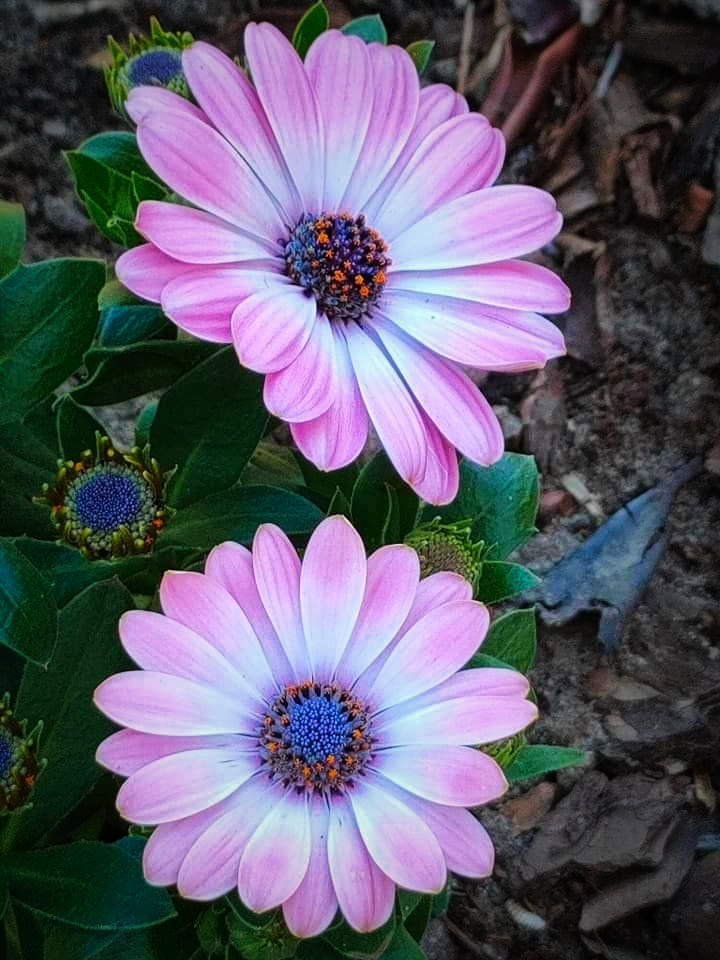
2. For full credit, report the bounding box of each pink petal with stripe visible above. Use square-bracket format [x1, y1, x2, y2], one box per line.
[300, 515, 367, 678]
[290, 324, 369, 470]
[376, 745, 508, 807]
[162, 266, 283, 343]
[117, 745, 259, 823]
[283, 801, 338, 937]
[263, 314, 337, 422]
[183, 42, 302, 221]
[237, 789, 311, 912]
[327, 795, 395, 932]
[349, 776, 446, 892]
[391, 185, 563, 271]
[244, 23, 324, 211]
[231, 285, 317, 374]
[204, 541, 292, 681]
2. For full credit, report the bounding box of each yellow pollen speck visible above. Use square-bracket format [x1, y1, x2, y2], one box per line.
[353, 275, 364, 286]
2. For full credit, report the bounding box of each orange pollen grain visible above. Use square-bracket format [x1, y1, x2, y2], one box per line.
[333, 270, 346, 282]
[359, 286, 370, 298]
[317, 231, 329, 245]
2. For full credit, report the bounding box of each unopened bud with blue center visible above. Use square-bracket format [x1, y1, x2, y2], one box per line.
[0, 693, 43, 815]
[105, 17, 193, 118]
[36, 434, 170, 561]
[404, 517, 486, 593]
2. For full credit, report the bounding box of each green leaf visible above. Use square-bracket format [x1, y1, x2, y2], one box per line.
[341, 14, 388, 44]
[162, 485, 323, 549]
[0, 201, 25, 280]
[405, 40, 434, 75]
[294, 454, 358, 506]
[0, 540, 57, 666]
[0, 419, 57, 539]
[11, 538, 149, 609]
[425, 454, 539, 560]
[2, 898, 46, 960]
[74, 132, 156, 181]
[292, 1, 329, 58]
[351, 452, 419, 551]
[323, 914, 396, 959]
[70, 341, 218, 405]
[0, 259, 105, 426]
[402, 895, 432, 943]
[99, 305, 169, 348]
[54, 395, 106, 461]
[467, 651, 517, 670]
[134, 401, 158, 449]
[149, 348, 268, 508]
[505, 744, 587, 783]
[65, 133, 165, 248]
[9, 580, 134, 850]
[475, 561, 539, 604]
[326, 487, 352, 519]
[2, 840, 175, 931]
[378, 925, 425, 960]
[243, 442, 306, 489]
[481, 608, 537, 673]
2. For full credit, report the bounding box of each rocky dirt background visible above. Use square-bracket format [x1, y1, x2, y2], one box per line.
[2, 1, 720, 958]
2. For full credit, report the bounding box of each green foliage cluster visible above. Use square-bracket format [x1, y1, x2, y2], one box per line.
[0, 6, 581, 959]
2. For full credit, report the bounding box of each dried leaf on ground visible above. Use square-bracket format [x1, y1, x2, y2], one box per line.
[521, 771, 686, 881]
[520, 362, 567, 473]
[579, 822, 697, 931]
[532, 458, 703, 652]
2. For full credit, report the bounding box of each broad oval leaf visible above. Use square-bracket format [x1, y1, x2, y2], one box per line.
[149, 347, 268, 509]
[424, 454, 540, 560]
[2, 839, 175, 930]
[0, 200, 25, 280]
[292, 1, 330, 58]
[0, 540, 57, 667]
[70, 341, 218, 405]
[0, 259, 105, 426]
[162, 485, 323, 549]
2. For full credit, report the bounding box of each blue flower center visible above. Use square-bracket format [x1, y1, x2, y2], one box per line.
[127, 49, 183, 88]
[285, 696, 350, 764]
[0, 733, 12, 778]
[285, 212, 390, 322]
[259, 681, 373, 794]
[72, 471, 142, 532]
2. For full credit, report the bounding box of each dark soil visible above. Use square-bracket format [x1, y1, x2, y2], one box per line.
[3, 1, 720, 958]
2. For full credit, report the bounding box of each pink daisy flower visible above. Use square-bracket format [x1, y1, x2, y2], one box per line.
[95, 516, 537, 937]
[115, 24, 569, 505]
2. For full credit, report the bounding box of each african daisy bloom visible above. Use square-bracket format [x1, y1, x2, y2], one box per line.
[94, 516, 537, 936]
[115, 25, 568, 504]
[115, 24, 569, 505]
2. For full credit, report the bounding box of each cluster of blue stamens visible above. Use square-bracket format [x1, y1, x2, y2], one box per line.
[285, 212, 390, 322]
[125, 49, 184, 89]
[0, 732, 12, 779]
[259, 681, 373, 794]
[72, 468, 143, 532]
[0, 696, 39, 814]
[63, 462, 158, 557]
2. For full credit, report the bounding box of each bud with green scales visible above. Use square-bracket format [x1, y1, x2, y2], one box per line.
[404, 517, 487, 593]
[36, 434, 170, 560]
[105, 17, 194, 118]
[0, 694, 44, 815]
